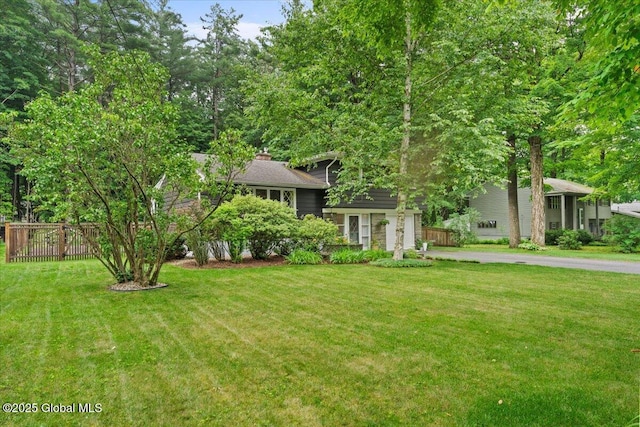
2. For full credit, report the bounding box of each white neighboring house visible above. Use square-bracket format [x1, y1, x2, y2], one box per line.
[611, 202, 640, 219]
[468, 178, 613, 240]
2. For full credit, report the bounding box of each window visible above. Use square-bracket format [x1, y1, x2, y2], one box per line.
[477, 220, 497, 229]
[252, 187, 296, 210]
[598, 199, 610, 207]
[547, 196, 560, 209]
[549, 222, 560, 230]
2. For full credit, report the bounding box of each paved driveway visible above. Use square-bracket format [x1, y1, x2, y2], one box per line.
[426, 250, 640, 275]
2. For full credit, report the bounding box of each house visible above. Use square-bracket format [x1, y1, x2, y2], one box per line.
[187, 151, 422, 251]
[611, 202, 640, 219]
[468, 178, 612, 240]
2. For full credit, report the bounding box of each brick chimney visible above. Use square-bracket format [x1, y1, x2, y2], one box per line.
[255, 147, 272, 161]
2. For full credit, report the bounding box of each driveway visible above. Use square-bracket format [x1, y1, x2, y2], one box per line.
[426, 250, 640, 275]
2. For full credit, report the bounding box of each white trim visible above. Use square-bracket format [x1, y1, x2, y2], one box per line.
[322, 207, 421, 215]
[251, 186, 296, 211]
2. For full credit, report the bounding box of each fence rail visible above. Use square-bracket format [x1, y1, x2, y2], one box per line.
[422, 226, 456, 247]
[5, 223, 99, 263]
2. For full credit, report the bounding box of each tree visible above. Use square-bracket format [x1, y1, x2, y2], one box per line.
[0, 0, 53, 219]
[193, 4, 248, 143]
[5, 48, 249, 288]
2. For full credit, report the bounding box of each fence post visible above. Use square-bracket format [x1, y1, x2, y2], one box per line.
[4, 222, 10, 263]
[58, 223, 65, 261]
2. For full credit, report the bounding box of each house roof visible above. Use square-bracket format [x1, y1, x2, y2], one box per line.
[544, 178, 594, 196]
[192, 153, 327, 189]
[611, 202, 640, 218]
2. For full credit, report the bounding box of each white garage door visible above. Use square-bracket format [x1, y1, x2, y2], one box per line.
[385, 214, 415, 251]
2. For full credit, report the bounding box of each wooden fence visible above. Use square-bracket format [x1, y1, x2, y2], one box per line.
[5, 223, 99, 263]
[422, 226, 456, 247]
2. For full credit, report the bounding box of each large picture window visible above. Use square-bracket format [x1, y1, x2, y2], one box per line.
[252, 187, 296, 210]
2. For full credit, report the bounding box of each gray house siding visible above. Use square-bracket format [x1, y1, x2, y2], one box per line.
[300, 159, 340, 186]
[469, 184, 532, 239]
[469, 181, 612, 240]
[296, 189, 324, 218]
[331, 189, 397, 210]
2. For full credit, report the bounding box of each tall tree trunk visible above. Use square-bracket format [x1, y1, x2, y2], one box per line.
[393, 9, 414, 261]
[529, 135, 545, 246]
[506, 135, 521, 248]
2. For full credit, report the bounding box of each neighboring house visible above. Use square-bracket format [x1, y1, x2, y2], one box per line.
[468, 178, 612, 240]
[186, 151, 421, 251]
[611, 202, 640, 219]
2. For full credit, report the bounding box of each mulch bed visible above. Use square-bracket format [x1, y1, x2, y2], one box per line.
[108, 282, 169, 292]
[168, 255, 287, 269]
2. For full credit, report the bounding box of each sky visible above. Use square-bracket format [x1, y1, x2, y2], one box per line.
[166, 0, 288, 41]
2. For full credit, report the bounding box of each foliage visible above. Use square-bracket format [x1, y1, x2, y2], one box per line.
[557, 230, 583, 250]
[5, 49, 252, 285]
[186, 229, 210, 266]
[163, 234, 187, 261]
[403, 248, 419, 259]
[285, 249, 323, 265]
[518, 240, 547, 251]
[210, 194, 298, 260]
[603, 215, 640, 253]
[446, 208, 481, 247]
[545, 229, 564, 246]
[329, 249, 367, 264]
[363, 249, 392, 262]
[369, 258, 433, 268]
[294, 214, 340, 252]
[5, 48, 196, 287]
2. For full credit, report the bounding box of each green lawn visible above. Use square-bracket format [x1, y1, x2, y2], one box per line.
[1, 255, 639, 426]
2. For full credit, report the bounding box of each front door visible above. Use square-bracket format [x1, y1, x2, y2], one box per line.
[348, 215, 360, 244]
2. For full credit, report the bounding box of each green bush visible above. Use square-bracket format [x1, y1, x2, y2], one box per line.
[363, 249, 392, 262]
[211, 195, 298, 261]
[330, 249, 367, 264]
[295, 215, 340, 252]
[604, 215, 640, 253]
[518, 239, 546, 251]
[164, 235, 187, 261]
[557, 230, 582, 250]
[186, 229, 210, 266]
[545, 229, 564, 246]
[285, 249, 323, 265]
[403, 248, 419, 259]
[575, 229, 594, 245]
[370, 258, 433, 268]
[446, 208, 481, 247]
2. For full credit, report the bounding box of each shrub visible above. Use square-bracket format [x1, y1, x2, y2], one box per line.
[186, 229, 210, 266]
[370, 258, 433, 268]
[294, 214, 340, 252]
[518, 239, 546, 251]
[330, 249, 367, 264]
[403, 248, 419, 259]
[211, 195, 298, 260]
[545, 229, 564, 246]
[164, 235, 187, 261]
[446, 208, 481, 247]
[285, 249, 323, 265]
[557, 230, 582, 250]
[575, 229, 594, 245]
[604, 215, 640, 253]
[363, 249, 392, 262]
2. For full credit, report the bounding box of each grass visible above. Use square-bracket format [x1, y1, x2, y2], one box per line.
[435, 243, 640, 262]
[1, 251, 640, 426]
